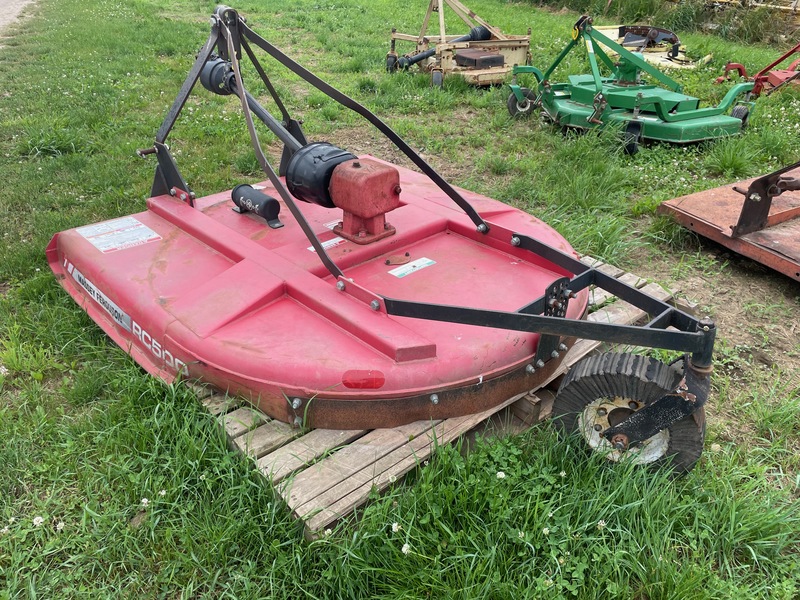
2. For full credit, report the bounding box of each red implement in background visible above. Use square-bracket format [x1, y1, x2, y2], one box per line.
[659, 161, 800, 281]
[716, 41, 800, 97]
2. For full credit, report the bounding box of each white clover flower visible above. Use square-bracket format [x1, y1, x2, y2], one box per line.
[8, 517, 15, 524]
[158, 489, 166, 497]
[140, 498, 150, 508]
[324, 528, 332, 536]
[545, 579, 553, 587]
[710, 443, 722, 452]
[542, 527, 550, 535]
[548, 511, 554, 518]
[597, 519, 606, 530]
[401, 543, 411, 555]
[56, 521, 65, 532]
[33, 516, 44, 527]
[391, 522, 401, 533]
[1, 526, 9, 535]
[559, 471, 566, 477]
[518, 530, 524, 539]
[496, 471, 506, 479]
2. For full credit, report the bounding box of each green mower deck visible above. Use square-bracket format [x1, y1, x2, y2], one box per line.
[508, 16, 754, 152]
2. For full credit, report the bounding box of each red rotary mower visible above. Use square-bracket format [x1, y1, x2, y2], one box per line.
[716, 41, 800, 97]
[47, 6, 716, 471]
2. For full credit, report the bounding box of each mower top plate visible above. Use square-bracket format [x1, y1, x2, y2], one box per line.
[47, 157, 588, 428]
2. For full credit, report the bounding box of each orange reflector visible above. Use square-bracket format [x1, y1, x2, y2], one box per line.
[342, 370, 386, 389]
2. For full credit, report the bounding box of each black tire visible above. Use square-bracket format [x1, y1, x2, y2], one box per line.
[507, 88, 537, 118]
[731, 105, 749, 130]
[386, 55, 397, 73]
[623, 121, 642, 156]
[552, 352, 706, 473]
[431, 70, 443, 88]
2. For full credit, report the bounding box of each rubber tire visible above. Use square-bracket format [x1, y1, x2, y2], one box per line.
[386, 55, 397, 73]
[431, 71, 443, 88]
[507, 88, 537, 118]
[623, 121, 642, 156]
[552, 352, 706, 473]
[731, 105, 750, 130]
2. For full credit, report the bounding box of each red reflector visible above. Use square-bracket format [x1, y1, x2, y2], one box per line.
[342, 370, 386, 389]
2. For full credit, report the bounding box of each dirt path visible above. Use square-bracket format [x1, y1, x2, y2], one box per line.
[0, 0, 35, 33]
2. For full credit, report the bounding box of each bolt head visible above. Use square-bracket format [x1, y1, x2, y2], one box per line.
[551, 350, 560, 359]
[336, 281, 346, 291]
[370, 300, 380, 311]
[477, 224, 488, 233]
[525, 364, 535, 374]
[535, 359, 545, 369]
[511, 236, 521, 246]
[292, 398, 302, 410]
[430, 394, 439, 405]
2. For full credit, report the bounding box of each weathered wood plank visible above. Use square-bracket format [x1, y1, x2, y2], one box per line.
[202, 394, 241, 417]
[283, 420, 439, 513]
[234, 419, 300, 459]
[221, 406, 268, 439]
[301, 391, 529, 537]
[257, 428, 367, 484]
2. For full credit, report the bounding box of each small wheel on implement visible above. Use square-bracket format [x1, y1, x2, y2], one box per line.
[507, 88, 537, 118]
[386, 55, 397, 73]
[623, 121, 642, 156]
[731, 105, 750, 130]
[552, 352, 706, 473]
[431, 70, 443, 88]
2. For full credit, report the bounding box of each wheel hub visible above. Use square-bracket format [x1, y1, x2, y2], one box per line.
[579, 395, 669, 464]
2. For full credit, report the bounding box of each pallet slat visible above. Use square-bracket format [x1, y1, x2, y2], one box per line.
[257, 429, 367, 484]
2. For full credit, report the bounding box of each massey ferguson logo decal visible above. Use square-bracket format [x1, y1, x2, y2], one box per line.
[64, 258, 188, 376]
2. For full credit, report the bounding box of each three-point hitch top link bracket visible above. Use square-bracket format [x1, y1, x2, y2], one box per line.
[139, 6, 716, 446]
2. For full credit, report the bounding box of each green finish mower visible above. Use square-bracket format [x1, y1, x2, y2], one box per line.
[507, 16, 754, 154]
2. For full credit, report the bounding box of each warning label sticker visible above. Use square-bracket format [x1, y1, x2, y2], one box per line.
[308, 237, 346, 252]
[388, 257, 436, 278]
[77, 216, 161, 253]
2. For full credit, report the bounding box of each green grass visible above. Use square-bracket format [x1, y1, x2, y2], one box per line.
[1, 0, 799, 597]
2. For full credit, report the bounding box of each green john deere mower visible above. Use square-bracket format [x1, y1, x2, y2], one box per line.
[507, 16, 754, 154]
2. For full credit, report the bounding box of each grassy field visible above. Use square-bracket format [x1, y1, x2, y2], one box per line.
[1, 0, 799, 597]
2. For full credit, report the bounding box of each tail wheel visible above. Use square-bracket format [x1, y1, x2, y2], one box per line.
[623, 121, 642, 155]
[507, 88, 537, 118]
[552, 352, 706, 473]
[731, 105, 749, 130]
[431, 70, 443, 88]
[386, 55, 397, 73]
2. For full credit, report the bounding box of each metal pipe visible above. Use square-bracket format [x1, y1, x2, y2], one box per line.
[397, 25, 491, 69]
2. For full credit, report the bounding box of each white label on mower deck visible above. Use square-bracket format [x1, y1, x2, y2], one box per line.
[308, 236, 346, 252]
[388, 257, 436, 278]
[69, 265, 132, 332]
[77, 216, 161, 253]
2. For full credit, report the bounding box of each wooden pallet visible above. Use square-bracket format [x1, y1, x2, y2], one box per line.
[196, 257, 686, 539]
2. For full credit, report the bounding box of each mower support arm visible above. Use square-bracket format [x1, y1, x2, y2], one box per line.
[634, 82, 754, 123]
[586, 27, 682, 92]
[383, 225, 715, 370]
